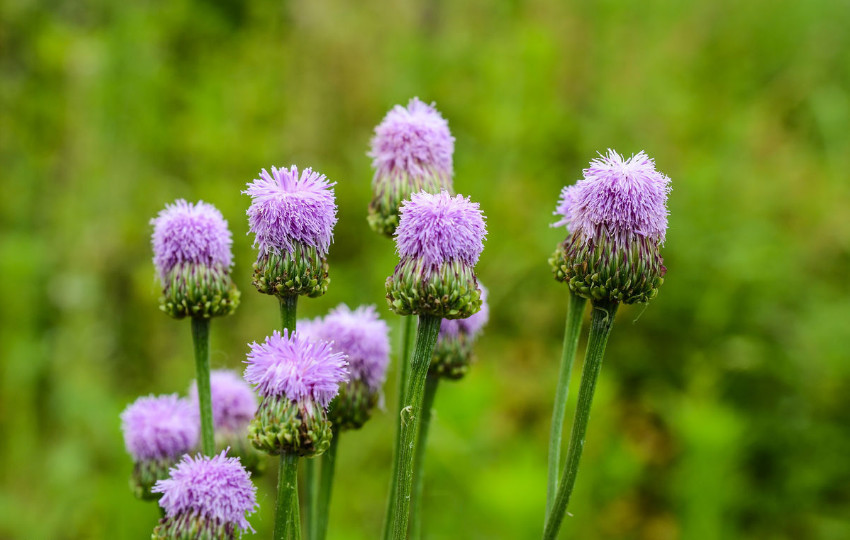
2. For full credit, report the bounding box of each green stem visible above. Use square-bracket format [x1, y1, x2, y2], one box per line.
[382, 315, 415, 540]
[410, 374, 439, 540]
[545, 293, 587, 515]
[316, 425, 340, 540]
[191, 317, 215, 456]
[276, 452, 301, 540]
[543, 300, 618, 540]
[305, 459, 319, 540]
[386, 314, 441, 540]
[276, 295, 300, 540]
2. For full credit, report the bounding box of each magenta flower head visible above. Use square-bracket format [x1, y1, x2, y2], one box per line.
[120, 394, 199, 500]
[431, 284, 490, 379]
[150, 199, 240, 319]
[243, 330, 348, 456]
[386, 190, 487, 319]
[308, 304, 391, 430]
[367, 98, 455, 236]
[244, 165, 338, 298]
[551, 150, 671, 304]
[152, 451, 257, 539]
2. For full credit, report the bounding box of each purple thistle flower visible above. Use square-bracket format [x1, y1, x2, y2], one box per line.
[150, 200, 234, 283]
[121, 394, 199, 462]
[369, 97, 455, 182]
[311, 304, 391, 393]
[244, 330, 348, 408]
[553, 150, 670, 244]
[244, 165, 338, 258]
[439, 285, 489, 340]
[189, 370, 257, 433]
[395, 190, 487, 267]
[153, 451, 257, 533]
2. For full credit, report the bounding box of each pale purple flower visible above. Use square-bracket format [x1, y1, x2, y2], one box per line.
[244, 165, 338, 257]
[309, 304, 391, 393]
[150, 200, 233, 282]
[439, 284, 489, 339]
[121, 394, 199, 462]
[189, 370, 257, 432]
[244, 330, 348, 408]
[153, 451, 257, 533]
[369, 97, 454, 181]
[395, 190, 487, 267]
[553, 150, 671, 243]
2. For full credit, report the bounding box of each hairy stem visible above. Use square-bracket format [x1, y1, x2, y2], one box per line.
[386, 315, 441, 540]
[410, 374, 439, 540]
[543, 300, 618, 540]
[545, 293, 587, 515]
[276, 452, 301, 540]
[191, 317, 215, 456]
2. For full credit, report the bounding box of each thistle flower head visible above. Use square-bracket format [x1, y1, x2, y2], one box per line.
[369, 97, 454, 181]
[439, 284, 489, 339]
[244, 330, 348, 408]
[189, 370, 257, 433]
[121, 394, 199, 462]
[554, 150, 670, 244]
[153, 451, 257, 534]
[313, 304, 391, 393]
[244, 165, 338, 257]
[150, 200, 233, 283]
[395, 191, 487, 267]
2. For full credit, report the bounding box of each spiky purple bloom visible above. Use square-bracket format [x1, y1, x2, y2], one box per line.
[244, 165, 337, 257]
[121, 394, 199, 462]
[553, 150, 670, 244]
[313, 304, 391, 393]
[153, 451, 257, 534]
[189, 370, 257, 433]
[439, 285, 489, 340]
[369, 97, 454, 182]
[244, 330, 348, 408]
[550, 150, 670, 304]
[151, 200, 233, 283]
[396, 190, 486, 267]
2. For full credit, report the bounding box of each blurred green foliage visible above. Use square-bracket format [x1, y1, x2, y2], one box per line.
[2, 0, 850, 538]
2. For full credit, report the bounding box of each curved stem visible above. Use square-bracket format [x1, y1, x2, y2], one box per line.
[410, 374, 439, 540]
[386, 315, 441, 540]
[382, 315, 415, 540]
[545, 293, 587, 515]
[543, 300, 618, 540]
[191, 317, 215, 456]
[316, 425, 340, 540]
[276, 452, 301, 540]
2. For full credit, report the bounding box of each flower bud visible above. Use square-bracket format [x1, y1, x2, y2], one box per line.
[430, 285, 489, 379]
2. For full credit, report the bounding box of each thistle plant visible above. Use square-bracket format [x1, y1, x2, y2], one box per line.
[244, 163, 338, 538]
[189, 370, 262, 475]
[298, 304, 391, 540]
[543, 150, 670, 539]
[368, 98, 456, 540]
[120, 394, 199, 500]
[243, 331, 348, 540]
[383, 190, 486, 540]
[410, 285, 490, 540]
[151, 200, 239, 456]
[152, 451, 257, 539]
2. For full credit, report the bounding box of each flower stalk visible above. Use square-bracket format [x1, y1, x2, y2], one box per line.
[410, 373, 439, 540]
[190, 317, 215, 456]
[276, 295, 300, 540]
[543, 300, 618, 539]
[386, 314, 441, 540]
[545, 293, 587, 514]
[315, 425, 340, 540]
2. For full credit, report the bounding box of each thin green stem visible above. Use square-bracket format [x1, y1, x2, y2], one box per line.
[276, 452, 301, 540]
[543, 300, 618, 540]
[191, 317, 215, 456]
[386, 314, 441, 540]
[545, 293, 587, 515]
[315, 425, 340, 540]
[382, 315, 415, 540]
[276, 295, 300, 540]
[305, 459, 319, 540]
[410, 374, 439, 540]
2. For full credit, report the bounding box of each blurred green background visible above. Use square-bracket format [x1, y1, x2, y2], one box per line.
[2, 0, 850, 538]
